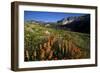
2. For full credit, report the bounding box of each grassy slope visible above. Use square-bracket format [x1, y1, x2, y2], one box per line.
[24, 23, 90, 61]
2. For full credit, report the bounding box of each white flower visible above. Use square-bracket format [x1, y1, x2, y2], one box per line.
[45, 30, 50, 35]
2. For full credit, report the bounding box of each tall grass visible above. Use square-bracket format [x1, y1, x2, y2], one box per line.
[24, 23, 90, 61]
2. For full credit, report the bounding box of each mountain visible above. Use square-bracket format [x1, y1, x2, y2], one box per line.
[25, 20, 46, 25]
[57, 14, 90, 34]
[25, 14, 90, 34]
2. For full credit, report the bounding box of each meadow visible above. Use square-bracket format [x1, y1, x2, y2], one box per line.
[24, 23, 90, 61]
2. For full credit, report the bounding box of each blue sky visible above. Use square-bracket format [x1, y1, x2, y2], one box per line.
[24, 11, 87, 22]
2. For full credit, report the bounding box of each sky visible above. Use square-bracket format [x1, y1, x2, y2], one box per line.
[24, 11, 87, 22]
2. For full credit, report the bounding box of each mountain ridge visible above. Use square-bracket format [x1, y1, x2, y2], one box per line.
[25, 14, 90, 34]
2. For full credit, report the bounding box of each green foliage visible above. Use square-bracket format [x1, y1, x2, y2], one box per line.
[24, 23, 90, 61]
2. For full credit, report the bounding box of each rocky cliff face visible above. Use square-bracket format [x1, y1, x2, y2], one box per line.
[57, 14, 90, 34]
